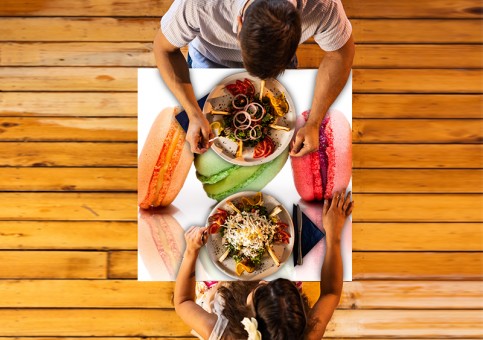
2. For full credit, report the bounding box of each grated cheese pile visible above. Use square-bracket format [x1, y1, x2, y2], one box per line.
[223, 210, 276, 260]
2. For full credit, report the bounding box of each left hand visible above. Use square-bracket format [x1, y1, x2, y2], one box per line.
[184, 226, 208, 254]
[289, 124, 319, 157]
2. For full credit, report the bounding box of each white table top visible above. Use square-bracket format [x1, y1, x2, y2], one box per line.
[138, 68, 352, 281]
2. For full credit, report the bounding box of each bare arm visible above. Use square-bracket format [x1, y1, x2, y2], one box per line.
[153, 30, 213, 153]
[305, 191, 353, 340]
[291, 35, 354, 157]
[174, 226, 216, 339]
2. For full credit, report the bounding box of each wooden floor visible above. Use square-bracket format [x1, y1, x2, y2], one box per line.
[0, 0, 482, 338]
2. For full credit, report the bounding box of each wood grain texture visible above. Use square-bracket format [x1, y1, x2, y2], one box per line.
[109, 251, 137, 279]
[2, 93, 480, 119]
[353, 194, 482, 222]
[302, 44, 483, 69]
[353, 94, 483, 118]
[1, 280, 481, 309]
[0, 309, 479, 337]
[1, 0, 481, 18]
[0, 193, 136, 221]
[0, 168, 137, 191]
[0, 117, 137, 141]
[2, 68, 481, 93]
[352, 169, 483, 193]
[353, 119, 483, 143]
[0, 251, 107, 279]
[2, 43, 482, 69]
[0, 142, 136, 167]
[353, 144, 482, 168]
[0, 168, 481, 193]
[353, 223, 483, 251]
[109, 250, 483, 280]
[1, 18, 480, 43]
[353, 252, 482, 280]
[0, 92, 137, 117]
[0, 221, 136, 249]
[353, 69, 483, 93]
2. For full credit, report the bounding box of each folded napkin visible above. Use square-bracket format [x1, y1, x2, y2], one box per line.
[175, 95, 209, 132]
[292, 204, 325, 266]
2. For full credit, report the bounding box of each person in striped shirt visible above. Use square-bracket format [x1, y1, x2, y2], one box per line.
[154, 0, 354, 156]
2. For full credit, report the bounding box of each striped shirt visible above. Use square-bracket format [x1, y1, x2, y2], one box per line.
[161, 0, 352, 68]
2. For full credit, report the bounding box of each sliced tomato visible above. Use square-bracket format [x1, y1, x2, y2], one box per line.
[243, 78, 255, 96]
[208, 223, 221, 234]
[253, 136, 275, 158]
[225, 84, 240, 96]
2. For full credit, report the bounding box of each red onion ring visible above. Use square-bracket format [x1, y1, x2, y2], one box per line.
[249, 125, 262, 140]
[233, 111, 251, 129]
[232, 94, 248, 109]
[233, 128, 251, 141]
[244, 102, 265, 122]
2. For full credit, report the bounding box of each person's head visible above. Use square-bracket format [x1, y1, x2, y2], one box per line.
[239, 0, 301, 79]
[249, 279, 308, 339]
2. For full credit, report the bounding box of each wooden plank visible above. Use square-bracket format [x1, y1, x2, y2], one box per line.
[0, 67, 136, 92]
[353, 169, 483, 193]
[2, 43, 482, 69]
[111, 250, 482, 280]
[2, 143, 479, 168]
[0, 221, 136, 250]
[353, 252, 482, 280]
[353, 223, 482, 251]
[299, 44, 483, 69]
[353, 119, 483, 143]
[0, 117, 137, 141]
[0, 251, 106, 279]
[0, 0, 481, 18]
[1, 18, 481, 43]
[352, 19, 483, 43]
[2, 93, 479, 119]
[345, 0, 483, 18]
[353, 145, 482, 169]
[0, 193, 479, 222]
[1, 68, 481, 93]
[353, 69, 483, 93]
[353, 94, 483, 119]
[0, 92, 137, 117]
[0, 142, 136, 167]
[109, 251, 137, 279]
[0, 309, 479, 337]
[354, 194, 482, 223]
[0, 193, 136, 221]
[1, 280, 481, 309]
[0, 168, 137, 191]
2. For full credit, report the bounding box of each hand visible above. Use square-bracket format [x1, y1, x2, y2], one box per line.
[289, 124, 319, 157]
[322, 189, 353, 242]
[186, 113, 214, 154]
[184, 226, 208, 254]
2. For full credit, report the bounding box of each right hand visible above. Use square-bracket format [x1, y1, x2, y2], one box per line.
[322, 189, 353, 241]
[186, 113, 214, 154]
[184, 226, 208, 254]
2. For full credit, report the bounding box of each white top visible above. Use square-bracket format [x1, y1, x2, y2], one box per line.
[192, 282, 229, 340]
[161, 0, 352, 67]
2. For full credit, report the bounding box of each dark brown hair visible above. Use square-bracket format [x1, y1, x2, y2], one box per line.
[253, 279, 309, 339]
[217, 279, 309, 339]
[240, 0, 301, 79]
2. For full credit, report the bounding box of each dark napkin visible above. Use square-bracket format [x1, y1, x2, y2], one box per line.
[292, 204, 325, 266]
[175, 94, 209, 132]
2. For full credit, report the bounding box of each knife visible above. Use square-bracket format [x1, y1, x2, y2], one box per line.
[296, 204, 303, 265]
[175, 94, 209, 132]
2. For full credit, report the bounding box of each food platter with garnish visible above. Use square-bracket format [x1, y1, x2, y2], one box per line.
[203, 72, 296, 166]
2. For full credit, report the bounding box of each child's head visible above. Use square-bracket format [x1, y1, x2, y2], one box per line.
[251, 278, 308, 339]
[218, 279, 308, 339]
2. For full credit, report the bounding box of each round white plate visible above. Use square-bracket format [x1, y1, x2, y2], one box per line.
[205, 191, 294, 280]
[203, 71, 296, 166]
